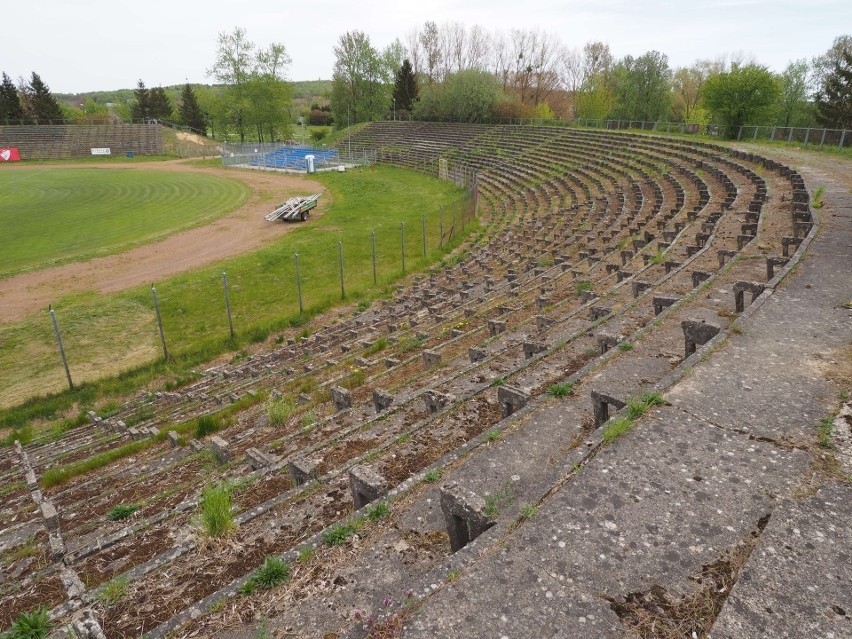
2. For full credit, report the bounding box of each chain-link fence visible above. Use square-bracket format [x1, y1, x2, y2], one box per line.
[736, 125, 850, 148]
[221, 142, 376, 171]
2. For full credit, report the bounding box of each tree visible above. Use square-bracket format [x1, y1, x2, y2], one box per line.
[815, 47, 852, 129]
[393, 59, 418, 113]
[207, 27, 292, 142]
[777, 59, 812, 127]
[419, 21, 442, 84]
[0, 72, 24, 123]
[131, 80, 150, 121]
[178, 84, 206, 134]
[413, 69, 500, 122]
[812, 35, 851, 91]
[27, 72, 63, 122]
[611, 50, 672, 122]
[331, 30, 390, 126]
[148, 86, 173, 121]
[671, 59, 721, 122]
[702, 64, 780, 137]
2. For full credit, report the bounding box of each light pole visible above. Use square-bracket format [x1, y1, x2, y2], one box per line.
[347, 106, 351, 160]
[393, 97, 396, 122]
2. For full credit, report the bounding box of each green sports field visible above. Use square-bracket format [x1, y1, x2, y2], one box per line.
[0, 168, 249, 276]
[0, 164, 473, 414]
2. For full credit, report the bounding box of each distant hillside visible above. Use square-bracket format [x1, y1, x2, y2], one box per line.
[56, 80, 331, 108]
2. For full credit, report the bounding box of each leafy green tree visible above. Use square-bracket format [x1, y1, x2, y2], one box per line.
[393, 59, 418, 113]
[331, 30, 390, 126]
[815, 47, 852, 129]
[26, 72, 63, 122]
[777, 59, 813, 127]
[574, 73, 614, 120]
[207, 27, 292, 142]
[0, 72, 24, 122]
[702, 64, 780, 137]
[611, 50, 672, 122]
[413, 69, 500, 122]
[130, 80, 150, 121]
[178, 84, 206, 134]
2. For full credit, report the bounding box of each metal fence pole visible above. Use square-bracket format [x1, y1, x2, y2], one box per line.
[820, 128, 828, 148]
[422, 212, 427, 257]
[338, 240, 345, 300]
[401, 222, 406, 274]
[294, 253, 303, 314]
[222, 271, 235, 340]
[151, 286, 169, 361]
[439, 206, 444, 248]
[370, 230, 377, 285]
[840, 130, 847, 148]
[49, 306, 73, 390]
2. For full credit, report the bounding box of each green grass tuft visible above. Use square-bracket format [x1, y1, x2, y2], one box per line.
[3, 607, 51, 639]
[266, 397, 295, 427]
[602, 416, 634, 444]
[547, 382, 574, 397]
[106, 503, 139, 521]
[199, 483, 235, 538]
[423, 468, 442, 483]
[97, 576, 130, 606]
[239, 556, 291, 594]
[365, 500, 390, 522]
[322, 517, 364, 546]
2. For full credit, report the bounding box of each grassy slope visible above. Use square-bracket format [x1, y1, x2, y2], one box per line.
[0, 165, 471, 413]
[0, 168, 249, 277]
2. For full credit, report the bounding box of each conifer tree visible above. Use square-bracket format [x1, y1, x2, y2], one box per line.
[392, 59, 418, 113]
[148, 86, 173, 121]
[131, 80, 151, 121]
[178, 84, 206, 134]
[0, 72, 24, 122]
[27, 72, 63, 122]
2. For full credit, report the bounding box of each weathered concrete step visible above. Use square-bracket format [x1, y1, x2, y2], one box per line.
[710, 482, 852, 639]
[405, 406, 808, 637]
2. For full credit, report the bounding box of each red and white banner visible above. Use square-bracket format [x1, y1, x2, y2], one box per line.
[0, 148, 21, 162]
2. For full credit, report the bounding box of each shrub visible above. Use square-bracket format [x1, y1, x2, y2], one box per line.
[199, 484, 235, 538]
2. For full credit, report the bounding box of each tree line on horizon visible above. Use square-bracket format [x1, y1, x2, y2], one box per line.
[1, 27, 849, 141]
[331, 25, 851, 137]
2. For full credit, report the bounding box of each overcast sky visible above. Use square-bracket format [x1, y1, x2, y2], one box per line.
[5, 0, 849, 93]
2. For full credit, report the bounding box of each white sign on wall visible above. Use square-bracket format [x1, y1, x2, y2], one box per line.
[91, 148, 111, 155]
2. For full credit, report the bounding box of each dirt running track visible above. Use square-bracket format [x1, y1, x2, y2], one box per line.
[0, 160, 327, 323]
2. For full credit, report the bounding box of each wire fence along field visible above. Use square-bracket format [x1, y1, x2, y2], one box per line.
[221, 142, 377, 171]
[0, 191, 475, 408]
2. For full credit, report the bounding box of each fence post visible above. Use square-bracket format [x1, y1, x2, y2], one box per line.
[737, 126, 743, 141]
[753, 126, 759, 141]
[401, 222, 406, 274]
[804, 128, 810, 145]
[439, 206, 444, 248]
[222, 271, 235, 340]
[820, 128, 828, 149]
[49, 306, 73, 391]
[151, 286, 169, 361]
[371, 230, 377, 284]
[338, 240, 345, 300]
[787, 128, 794, 143]
[422, 212, 427, 257]
[294, 253, 303, 314]
[840, 130, 847, 149]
